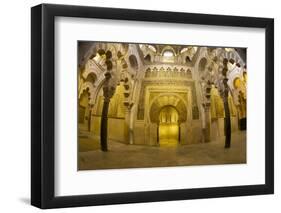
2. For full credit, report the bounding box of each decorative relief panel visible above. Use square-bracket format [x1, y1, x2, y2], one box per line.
[136, 79, 198, 121]
[192, 106, 199, 120]
[145, 66, 192, 79]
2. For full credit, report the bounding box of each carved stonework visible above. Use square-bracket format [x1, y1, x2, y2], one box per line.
[192, 106, 199, 120]
[137, 79, 198, 121]
[102, 72, 116, 102]
[145, 66, 192, 79]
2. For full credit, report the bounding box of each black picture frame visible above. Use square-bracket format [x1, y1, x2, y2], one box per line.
[31, 3, 274, 209]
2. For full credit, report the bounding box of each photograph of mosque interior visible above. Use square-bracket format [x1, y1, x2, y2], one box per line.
[78, 42, 247, 170]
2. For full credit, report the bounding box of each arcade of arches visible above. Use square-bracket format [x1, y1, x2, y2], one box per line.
[78, 42, 247, 169]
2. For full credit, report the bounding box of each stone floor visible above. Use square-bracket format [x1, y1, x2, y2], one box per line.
[78, 131, 246, 170]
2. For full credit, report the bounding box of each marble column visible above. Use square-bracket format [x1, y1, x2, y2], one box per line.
[87, 104, 94, 132]
[223, 86, 231, 148]
[124, 103, 133, 144]
[100, 97, 110, 151]
[157, 121, 160, 145]
[203, 81, 212, 143]
[221, 59, 231, 148]
[203, 104, 211, 142]
[100, 72, 115, 152]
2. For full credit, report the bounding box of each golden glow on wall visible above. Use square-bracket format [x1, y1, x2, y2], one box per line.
[95, 85, 125, 118]
[79, 91, 89, 123]
[210, 87, 225, 119]
[77, 41, 247, 171]
[159, 106, 179, 124]
[159, 106, 179, 146]
[228, 94, 237, 116]
[233, 78, 241, 89]
[243, 72, 247, 82]
[108, 85, 125, 118]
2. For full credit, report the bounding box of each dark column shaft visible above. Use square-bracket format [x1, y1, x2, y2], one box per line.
[157, 123, 159, 144]
[224, 99, 231, 148]
[100, 100, 110, 151]
[88, 108, 92, 132]
[178, 125, 181, 143]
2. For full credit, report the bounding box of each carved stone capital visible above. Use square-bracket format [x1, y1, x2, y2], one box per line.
[124, 102, 134, 111]
[103, 86, 115, 102]
[203, 103, 211, 111]
[88, 103, 94, 110]
[102, 71, 116, 101]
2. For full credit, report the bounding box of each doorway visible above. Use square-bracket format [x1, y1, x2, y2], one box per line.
[158, 106, 179, 146]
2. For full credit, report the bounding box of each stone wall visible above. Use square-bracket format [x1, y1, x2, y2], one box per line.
[92, 115, 125, 143]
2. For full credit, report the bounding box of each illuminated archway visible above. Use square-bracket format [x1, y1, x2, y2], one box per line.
[149, 94, 187, 124]
[198, 57, 207, 72]
[233, 77, 241, 89]
[129, 55, 138, 70]
[78, 89, 91, 131]
[158, 106, 180, 146]
[149, 93, 188, 146]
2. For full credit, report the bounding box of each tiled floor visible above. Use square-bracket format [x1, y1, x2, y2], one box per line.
[78, 131, 246, 170]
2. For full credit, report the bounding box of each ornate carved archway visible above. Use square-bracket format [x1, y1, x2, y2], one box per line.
[149, 93, 188, 124]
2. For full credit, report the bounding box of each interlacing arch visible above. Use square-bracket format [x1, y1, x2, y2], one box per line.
[197, 48, 246, 98]
[149, 93, 188, 124]
[161, 45, 176, 56]
[79, 81, 95, 103]
[78, 42, 247, 152]
[218, 50, 245, 68]
[79, 43, 140, 108]
[216, 49, 246, 106]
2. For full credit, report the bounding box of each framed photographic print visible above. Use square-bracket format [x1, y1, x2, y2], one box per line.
[31, 3, 274, 209]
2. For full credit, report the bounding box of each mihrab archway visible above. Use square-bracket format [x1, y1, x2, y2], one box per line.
[158, 106, 180, 146]
[149, 94, 188, 146]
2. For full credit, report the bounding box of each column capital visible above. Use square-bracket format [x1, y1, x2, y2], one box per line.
[102, 71, 116, 101]
[124, 102, 134, 111]
[203, 103, 211, 111]
[103, 85, 115, 102]
[88, 102, 94, 108]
